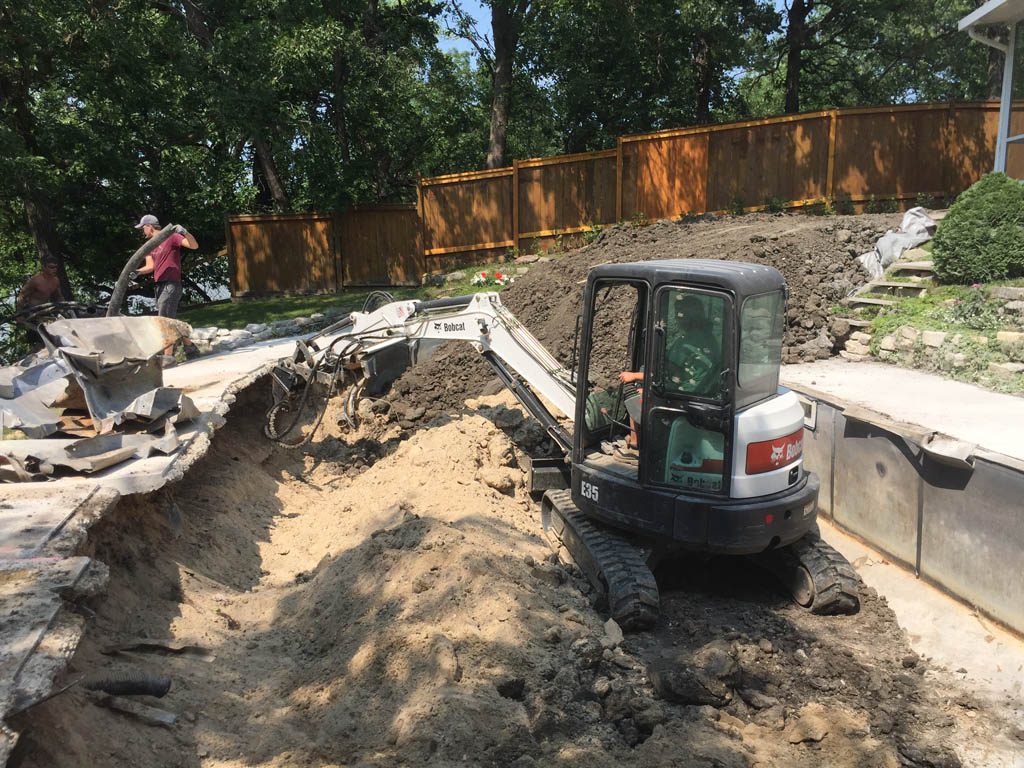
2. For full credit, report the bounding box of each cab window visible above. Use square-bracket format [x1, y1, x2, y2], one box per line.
[737, 290, 784, 409]
[655, 289, 727, 401]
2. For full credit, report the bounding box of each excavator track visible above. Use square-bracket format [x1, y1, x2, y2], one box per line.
[756, 529, 862, 615]
[540, 490, 659, 631]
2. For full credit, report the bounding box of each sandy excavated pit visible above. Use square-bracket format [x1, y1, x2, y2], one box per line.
[10, 381, 1021, 768]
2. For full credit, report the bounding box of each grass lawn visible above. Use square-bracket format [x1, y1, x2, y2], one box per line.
[178, 261, 521, 329]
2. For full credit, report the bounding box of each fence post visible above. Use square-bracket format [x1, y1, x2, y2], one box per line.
[615, 137, 624, 222]
[512, 159, 520, 255]
[826, 109, 839, 204]
[416, 180, 427, 279]
[332, 211, 341, 291]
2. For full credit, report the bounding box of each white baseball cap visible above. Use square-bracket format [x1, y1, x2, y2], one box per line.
[134, 214, 160, 229]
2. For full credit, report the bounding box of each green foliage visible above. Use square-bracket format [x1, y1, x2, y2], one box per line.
[932, 173, 1024, 284]
[729, 197, 746, 216]
[581, 222, 602, 245]
[764, 196, 787, 213]
[628, 211, 649, 228]
[915, 192, 938, 209]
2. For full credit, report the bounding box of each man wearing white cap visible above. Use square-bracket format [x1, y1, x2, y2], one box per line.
[133, 214, 199, 318]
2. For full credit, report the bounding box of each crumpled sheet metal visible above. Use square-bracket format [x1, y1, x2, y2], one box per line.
[0, 423, 181, 482]
[0, 373, 74, 439]
[42, 316, 197, 434]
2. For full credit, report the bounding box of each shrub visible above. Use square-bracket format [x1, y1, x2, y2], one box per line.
[932, 173, 1024, 283]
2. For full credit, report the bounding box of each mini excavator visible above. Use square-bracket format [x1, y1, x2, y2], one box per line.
[264, 260, 861, 629]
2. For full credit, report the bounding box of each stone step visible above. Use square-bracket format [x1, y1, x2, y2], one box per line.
[889, 261, 935, 278]
[866, 281, 930, 297]
[843, 296, 897, 307]
[844, 318, 872, 329]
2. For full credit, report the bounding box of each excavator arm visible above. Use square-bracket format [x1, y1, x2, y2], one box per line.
[266, 292, 576, 450]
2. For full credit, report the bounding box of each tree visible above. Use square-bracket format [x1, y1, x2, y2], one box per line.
[448, 0, 533, 169]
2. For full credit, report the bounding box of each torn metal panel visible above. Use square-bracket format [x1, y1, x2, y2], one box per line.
[0, 376, 74, 438]
[41, 317, 197, 433]
[1, 425, 181, 481]
[0, 356, 69, 400]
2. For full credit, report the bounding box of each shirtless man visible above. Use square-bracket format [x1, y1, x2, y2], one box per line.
[17, 257, 64, 311]
[15, 258, 64, 348]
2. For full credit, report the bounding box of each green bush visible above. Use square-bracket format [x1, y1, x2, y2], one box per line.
[932, 173, 1024, 283]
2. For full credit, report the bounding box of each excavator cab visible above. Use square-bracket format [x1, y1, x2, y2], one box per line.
[569, 260, 816, 553]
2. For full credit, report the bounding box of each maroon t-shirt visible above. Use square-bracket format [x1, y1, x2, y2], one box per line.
[151, 233, 184, 283]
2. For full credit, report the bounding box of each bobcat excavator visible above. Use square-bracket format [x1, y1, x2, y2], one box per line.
[264, 260, 861, 630]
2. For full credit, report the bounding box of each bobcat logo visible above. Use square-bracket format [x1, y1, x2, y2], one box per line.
[770, 445, 784, 464]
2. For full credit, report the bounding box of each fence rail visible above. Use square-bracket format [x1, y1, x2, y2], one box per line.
[229, 101, 1005, 296]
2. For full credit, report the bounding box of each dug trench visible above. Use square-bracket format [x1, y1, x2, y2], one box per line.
[9, 212, 1020, 767]
[9, 384, 1018, 768]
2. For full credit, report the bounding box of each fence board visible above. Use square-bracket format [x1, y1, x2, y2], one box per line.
[228, 213, 335, 296]
[833, 107, 951, 201]
[517, 150, 617, 241]
[706, 115, 830, 210]
[621, 133, 709, 221]
[340, 205, 421, 287]
[421, 170, 514, 267]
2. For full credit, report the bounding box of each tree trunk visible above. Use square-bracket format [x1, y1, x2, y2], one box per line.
[988, 45, 1004, 100]
[252, 135, 290, 210]
[485, 2, 529, 169]
[784, 0, 809, 114]
[694, 36, 712, 125]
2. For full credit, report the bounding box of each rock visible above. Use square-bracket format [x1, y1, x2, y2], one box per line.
[647, 640, 739, 706]
[947, 352, 967, 368]
[921, 330, 947, 347]
[879, 334, 897, 352]
[988, 362, 1024, 376]
[996, 330, 1024, 348]
[990, 286, 1024, 301]
[635, 704, 668, 733]
[836, 229, 852, 243]
[496, 678, 526, 700]
[514, 254, 540, 264]
[603, 618, 624, 647]
[793, 648, 809, 664]
[901, 654, 918, 668]
[850, 331, 872, 344]
[537, 256, 553, 263]
[844, 340, 870, 355]
[898, 325, 920, 341]
[430, 634, 462, 683]
[592, 677, 611, 697]
[740, 689, 780, 710]
[245, 322, 269, 334]
[479, 468, 516, 495]
[829, 318, 851, 338]
[445, 270, 467, 282]
[1005, 300, 1024, 315]
[493, 407, 525, 430]
[406, 406, 426, 421]
[786, 703, 830, 743]
[542, 626, 562, 644]
[570, 637, 603, 669]
[757, 639, 773, 654]
[515, 267, 530, 275]
[839, 351, 871, 362]
[529, 562, 566, 587]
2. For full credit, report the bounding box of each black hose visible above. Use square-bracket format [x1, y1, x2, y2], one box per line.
[84, 673, 172, 698]
[106, 224, 179, 317]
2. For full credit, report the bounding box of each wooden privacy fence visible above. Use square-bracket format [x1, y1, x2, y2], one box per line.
[230, 101, 1004, 296]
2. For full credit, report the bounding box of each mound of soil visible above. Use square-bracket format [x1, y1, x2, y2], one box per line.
[14, 391, 1008, 768]
[386, 212, 900, 426]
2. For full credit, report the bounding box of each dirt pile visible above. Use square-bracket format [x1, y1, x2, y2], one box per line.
[13, 391, 1013, 768]
[385, 212, 900, 426]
